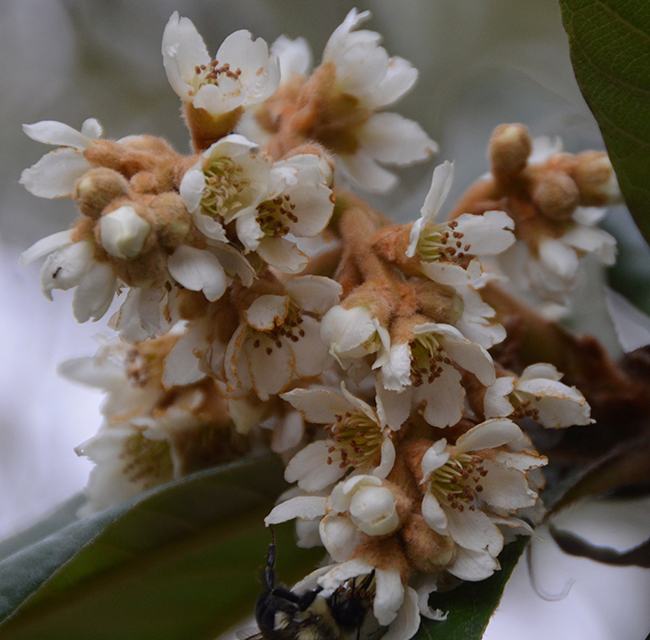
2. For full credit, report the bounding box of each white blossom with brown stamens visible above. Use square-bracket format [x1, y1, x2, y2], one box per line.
[235, 154, 334, 273]
[407, 161, 516, 286]
[281, 384, 396, 492]
[19, 118, 102, 198]
[484, 363, 593, 428]
[376, 322, 496, 430]
[223, 276, 341, 401]
[420, 418, 545, 581]
[179, 133, 272, 240]
[161, 12, 279, 119]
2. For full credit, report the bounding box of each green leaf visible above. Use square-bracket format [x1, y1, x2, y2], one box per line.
[559, 0, 650, 243]
[414, 537, 528, 640]
[0, 454, 322, 640]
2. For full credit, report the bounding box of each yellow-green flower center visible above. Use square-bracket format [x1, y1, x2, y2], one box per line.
[417, 220, 471, 263]
[257, 194, 298, 238]
[429, 452, 488, 513]
[326, 411, 383, 470]
[410, 334, 451, 386]
[201, 157, 249, 218]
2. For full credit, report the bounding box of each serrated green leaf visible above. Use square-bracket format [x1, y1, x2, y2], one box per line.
[559, 0, 650, 243]
[0, 454, 322, 640]
[414, 537, 528, 640]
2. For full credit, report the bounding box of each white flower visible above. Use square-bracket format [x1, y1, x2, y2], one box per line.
[407, 161, 515, 286]
[281, 384, 396, 491]
[20, 118, 102, 198]
[320, 304, 390, 371]
[100, 205, 151, 259]
[167, 245, 228, 302]
[420, 418, 545, 581]
[454, 284, 507, 350]
[224, 276, 341, 400]
[75, 423, 176, 516]
[376, 322, 496, 430]
[22, 233, 117, 323]
[271, 35, 313, 81]
[321, 9, 436, 193]
[484, 363, 593, 428]
[162, 12, 280, 118]
[236, 154, 334, 273]
[180, 133, 272, 240]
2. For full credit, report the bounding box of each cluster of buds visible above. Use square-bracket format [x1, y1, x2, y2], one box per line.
[450, 123, 621, 304]
[19, 9, 615, 640]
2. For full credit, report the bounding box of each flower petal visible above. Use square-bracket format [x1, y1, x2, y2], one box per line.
[381, 586, 421, 640]
[374, 568, 404, 626]
[264, 496, 327, 525]
[22, 120, 93, 149]
[20, 148, 92, 198]
[455, 418, 523, 453]
[167, 246, 227, 301]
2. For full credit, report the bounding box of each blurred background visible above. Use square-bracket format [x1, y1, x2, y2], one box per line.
[1, 1, 650, 638]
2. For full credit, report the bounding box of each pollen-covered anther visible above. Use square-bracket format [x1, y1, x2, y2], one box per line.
[325, 411, 384, 470]
[190, 60, 243, 95]
[429, 453, 487, 513]
[201, 158, 250, 216]
[409, 334, 449, 386]
[417, 220, 470, 263]
[256, 194, 299, 238]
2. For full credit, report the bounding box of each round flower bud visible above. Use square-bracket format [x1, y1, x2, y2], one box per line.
[73, 168, 129, 219]
[489, 124, 532, 179]
[532, 171, 579, 220]
[349, 484, 399, 536]
[100, 205, 151, 259]
[572, 152, 622, 206]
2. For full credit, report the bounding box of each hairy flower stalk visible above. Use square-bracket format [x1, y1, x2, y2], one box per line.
[17, 8, 622, 640]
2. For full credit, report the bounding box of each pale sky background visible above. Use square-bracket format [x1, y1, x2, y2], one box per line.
[1, 1, 649, 638]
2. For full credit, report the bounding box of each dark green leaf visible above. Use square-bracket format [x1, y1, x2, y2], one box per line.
[0, 454, 322, 640]
[551, 526, 650, 567]
[414, 537, 528, 640]
[559, 0, 650, 243]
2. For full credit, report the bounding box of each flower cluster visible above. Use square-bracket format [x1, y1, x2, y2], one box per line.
[19, 9, 614, 640]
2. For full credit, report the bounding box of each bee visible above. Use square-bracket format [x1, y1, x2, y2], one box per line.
[239, 534, 378, 640]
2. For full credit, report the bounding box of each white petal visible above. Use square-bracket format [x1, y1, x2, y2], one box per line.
[421, 439, 450, 478]
[236, 213, 264, 252]
[20, 148, 92, 198]
[281, 388, 353, 424]
[292, 316, 332, 379]
[357, 113, 436, 165]
[317, 557, 374, 593]
[162, 329, 206, 388]
[483, 377, 516, 418]
[419, 261, 471, 286]
[373, 437, 396, 479]
[446, 506, 504, 554]
[375, 383, 412, 430]
[40, 240, 92, 300]
[562, 225, 617, 265]
[479, 460, 537, 510]
[22, 120, 93, 149]
[284, 276, 342, 314]
[209, 242, 255, 286]
[455, 418, 523, 453]
[271, 35, 312, 78]
[73, 261, 117, 322]
[520, 363, 560, 382]
[422, 492, 448, 534]
[194, 74, 245, 115]
[415, 575, 448, 621]
[381, 587, 421, 640]
[453, 210, 515, 255]
[447, 547, 499, 581]
[244, 294, 289, 331]
[285, 441, 345, 491]
[368, 56, 419, 108]
[58, 357, 124, 390]
[374, 568, 404, 626]
[81, 118, 103, 139]
[433, 324, 495, 386]
[244, 334, 295, 400]
[420, 161, 454, 224]
[100, 205, 151, 259]
[338, 151, 398, 194]
[167, 246, 227, 301]
[19, 229, 73, 266]
[380, 343, 412, 391]
[320, 515, 363, 562]
[539, 237, 579, 281]
[179, 165, 205, 213]
[416, 363, 464, 428]
[264, 496, 327, 524]
[161, 12, 210, 100]
[257, 236, 309, 274]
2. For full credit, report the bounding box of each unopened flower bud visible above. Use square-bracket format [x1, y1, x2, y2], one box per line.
[349, 484, 399, 535]
[73, 168, 129, 219]
[489, 124, 532, 178]
[572, 152, 622, 205]
[100, 205, 151, 259]
[532, 171, 579, 220]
